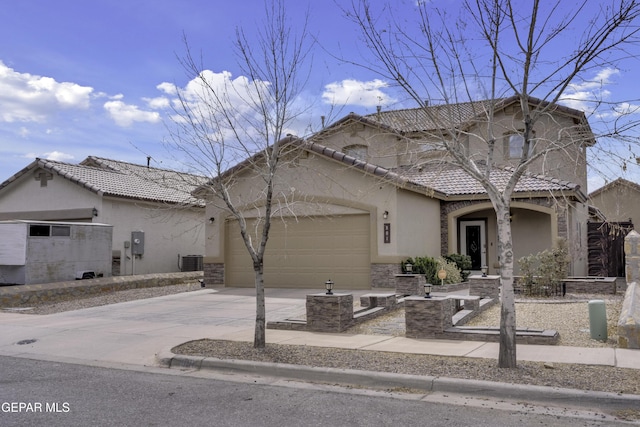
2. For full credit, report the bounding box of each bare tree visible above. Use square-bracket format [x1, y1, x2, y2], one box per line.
[167, 0, 312, 348]
[346, 0, 640, 367]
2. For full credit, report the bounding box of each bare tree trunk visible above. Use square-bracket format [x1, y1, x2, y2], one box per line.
[254, 261, 266, 348]
[496, 204, 517, 368]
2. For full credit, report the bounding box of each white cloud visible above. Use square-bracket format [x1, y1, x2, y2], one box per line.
[157, 82, 178, 96]
[0, 61, 93, 122]
[44, 151, 75, 162]
[161, 70, 273, 134]
[22, 151, 75, 162]
[103, 100, 161, 127]
[559, 68, 618, 112]
[559, 68, 640, 121]
[322, 79, 397, 107]
[144, 96, 170, 109]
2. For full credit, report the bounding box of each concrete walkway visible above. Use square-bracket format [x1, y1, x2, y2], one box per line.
[1, 287, 637, 370]
[1, 287, 639, 411]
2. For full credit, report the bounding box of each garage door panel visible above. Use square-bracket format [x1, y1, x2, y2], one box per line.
[226, 214, 370, 289]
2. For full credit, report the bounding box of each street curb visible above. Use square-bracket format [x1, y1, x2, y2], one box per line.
[156, 349, 640, 410]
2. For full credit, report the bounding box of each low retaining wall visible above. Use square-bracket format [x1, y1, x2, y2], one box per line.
[404, 295, 559, 345]
[0, 272, 203, 308]
[562, 277, 617, 294]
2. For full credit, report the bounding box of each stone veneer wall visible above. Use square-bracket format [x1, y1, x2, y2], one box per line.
[562, 278, 617, 294]
[405, 296, 453, 338]
[371, 263, 401, 288]
[619, 230, 640, 348]
[0, 272, 203, 308]
[306, 293, 354, 332]
[395, 274, 426, 295]
[468, 275, 500, 298]
[204, 263, 224, 286]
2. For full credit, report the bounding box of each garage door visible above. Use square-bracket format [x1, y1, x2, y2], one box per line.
[225, 214, 370, 289]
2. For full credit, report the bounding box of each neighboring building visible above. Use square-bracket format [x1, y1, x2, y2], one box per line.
[0, 156, 206, 276]
[0, 220, 112, 285]
[200, 96, 593, 289]
[589, 178, 640, 225]
[588, 178, 637, 277]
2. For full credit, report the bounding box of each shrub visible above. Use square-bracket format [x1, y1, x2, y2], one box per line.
[434, 257, 462, 285]
[402, 256, 462, 285]
[444, 253, 472, 282]
[517, 239, 569, 296]
[402, 256, 438, 283]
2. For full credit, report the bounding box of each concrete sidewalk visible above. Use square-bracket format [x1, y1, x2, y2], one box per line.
[1, 287, 639, 410]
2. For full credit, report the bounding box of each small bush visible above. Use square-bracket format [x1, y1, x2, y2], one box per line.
[444, 253, 472, 282]
[402, 256, 438, 283]
[434, 257, 462, 285]
[402, 256, 462, 285]
[517, 239, 569, 296]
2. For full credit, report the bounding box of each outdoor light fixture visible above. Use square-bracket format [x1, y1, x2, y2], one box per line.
[481, 265, 488, 277]
[405, 263, 413, 274]
[325, 279, 334, 295]
[383, 210, 389, 219]
[92, 207, 98, 217]
[208, 217, 215, 224]
[424, 283, 432, 299]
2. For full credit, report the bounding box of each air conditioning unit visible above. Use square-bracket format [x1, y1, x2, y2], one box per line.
[181, 255, 203, 272]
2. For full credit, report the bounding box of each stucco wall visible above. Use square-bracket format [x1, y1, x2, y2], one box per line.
[0, 170, 102, 215]
[100, 198, 204, 275]
[591, 183, 640, 225]
[0, 170, 205, 276]
[395, 189, 441, 258]
[204, 149, 440, 266]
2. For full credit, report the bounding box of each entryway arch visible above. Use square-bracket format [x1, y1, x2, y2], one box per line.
[446, 201, 558, 275]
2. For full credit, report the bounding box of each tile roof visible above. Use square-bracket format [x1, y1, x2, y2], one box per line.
[363, 100, 496, 132]
[396, 163, 579, 197]
[0, 156, 206, 206]
[588, 177, 640, 197]
[300, 140, 580, 199]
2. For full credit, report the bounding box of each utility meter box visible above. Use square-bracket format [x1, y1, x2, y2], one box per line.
[131, 231, 145, 255]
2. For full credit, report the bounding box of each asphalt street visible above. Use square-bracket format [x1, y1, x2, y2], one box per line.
[0, 356, 628, 427]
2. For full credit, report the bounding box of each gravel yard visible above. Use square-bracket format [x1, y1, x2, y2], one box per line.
[4, 284, 639, 400]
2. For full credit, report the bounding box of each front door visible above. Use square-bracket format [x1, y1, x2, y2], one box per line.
[459, 220, 487, 271]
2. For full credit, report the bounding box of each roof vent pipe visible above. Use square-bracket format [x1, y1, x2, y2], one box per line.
[147, 156, 151, 168]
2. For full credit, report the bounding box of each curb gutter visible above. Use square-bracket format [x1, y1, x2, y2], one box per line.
[156, 349, 640, 411]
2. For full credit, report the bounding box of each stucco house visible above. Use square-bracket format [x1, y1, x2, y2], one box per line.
[0, 156, 205, 276]
[201, 96, 593, 289]
[587, 178, 637, 277]
[589, 178, 640, 225]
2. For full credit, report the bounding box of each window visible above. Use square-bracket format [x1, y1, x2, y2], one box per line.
[28, 224, 71, 237]
[29, 225, 50, 236]
[504, 133, 534, 159]
[344, 144, 368, 161]
[52, 225, 71, 236]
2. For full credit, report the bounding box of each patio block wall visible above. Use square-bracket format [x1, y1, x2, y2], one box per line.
[0, 272, 203, 308]
[306, 293, 354, 332]
[468, 275, 500, 298]
[204, 263, 224, 286]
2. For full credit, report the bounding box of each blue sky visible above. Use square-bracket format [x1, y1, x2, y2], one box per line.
[1, 0, 639, 190]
